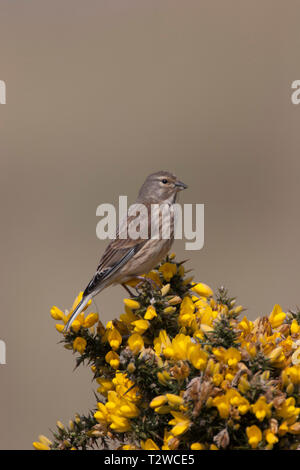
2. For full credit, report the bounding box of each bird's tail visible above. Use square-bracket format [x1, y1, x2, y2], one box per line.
[64, 294, 92, 332]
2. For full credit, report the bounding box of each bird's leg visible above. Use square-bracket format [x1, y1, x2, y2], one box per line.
[92, 297, 100, 314]
[121, 283, 136, 298]
[134, 276, 160, 291]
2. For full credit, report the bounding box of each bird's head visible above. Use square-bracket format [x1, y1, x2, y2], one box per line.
[137, 171, 188, 204]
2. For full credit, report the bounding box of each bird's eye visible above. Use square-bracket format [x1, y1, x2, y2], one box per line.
[162, 179, 168, 184]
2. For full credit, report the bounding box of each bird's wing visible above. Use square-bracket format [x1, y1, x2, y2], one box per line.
[83, 202, 151, 297]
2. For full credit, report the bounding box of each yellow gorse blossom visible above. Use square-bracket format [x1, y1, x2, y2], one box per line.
[107, 327, 122, 350]
[141, 439, 160, 450]
[73, 337, 87, 354]
[33, 435, 52, 450]
[38, 256, 300, 450]
[144, 305, 157, 320]
[105, 351, 120, 369]
[159, 262, 177, 282]
[269, 304, 286, 328]
[123, 298, 140, 310]
[128, 333, 144, 354]
[246, 425, 262, 449]
[192, 283, 213, 298]
[251, 396, 272, 421]
[132, 319, 149, 334]
[168, 411, 190, 436]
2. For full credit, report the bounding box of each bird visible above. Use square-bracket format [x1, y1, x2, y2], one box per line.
[64, 170, 188, 331]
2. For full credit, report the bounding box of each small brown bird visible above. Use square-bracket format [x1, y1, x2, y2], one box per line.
[64, 171, 187, 331]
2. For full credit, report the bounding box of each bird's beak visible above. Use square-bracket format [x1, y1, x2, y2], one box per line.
[175, 180, 188, 190]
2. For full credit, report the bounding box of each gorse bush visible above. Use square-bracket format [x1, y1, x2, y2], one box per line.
[34, 255, 300, 450]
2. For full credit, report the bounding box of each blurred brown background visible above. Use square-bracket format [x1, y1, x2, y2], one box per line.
[0, 0, 299, 449]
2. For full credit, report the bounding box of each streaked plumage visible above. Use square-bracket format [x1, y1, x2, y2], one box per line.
[64, 171, 187, 331]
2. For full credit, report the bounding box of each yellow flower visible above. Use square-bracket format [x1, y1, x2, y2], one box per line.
[159, 262, 177, 282]
[150, 395, 168, 408]
[246, 425, 262, 449]
[83, 313, 98, 328]
[128, 333, 144, 354]
[291, 319, 300, 335]
[251, 396, 272, 421]
[163, 334, 191, 360]
[212, 373, 223, 386]
[212, 347, 226, 362]
[73, 337, 87, 354]
[192, 283, 213, 298]
[179, 296, 195, 327]
[269, 304, 286, 328]
[286, 365, 300, 384]
[168, 411, 190, 436]
[55, 324, 65, 333]
[113, 372, 140, 403]
[119, 401, 140, 418]
[154, 405, 172, 414]
[146, 270, 162, 287]
[141, 439, 160, 450]
[278, 420, 289, 436]
[163, 306, 177, 314]
[144, 305, 157, 320]
[242, 341, 257, 358]
[33, 442, 50, 450]
[266, 346, 286, 368]
[264, 429, 278, 445]
[238, 316, 253, 334]
[166, 394, 184, 407]
[154, 330, 171, 355]
[224, 347, 241, 367]
[105, 351, 120, 369]
[188, 344, 208, 370]
[228, 390, 250, 415]
[33, 434, 52, 450]
[96, 378, 114, 396]
[276, 397, 300, 419]
[56, 420, 65, 430]
[94, 403, 110, 424]
[238, 375, 250, 394]
[190, 443, 205, 450]
[110, 415, 131, 432]
[161, 284, 171, 296]
[132, 319, 149, 334]
[107, 327, 122, 350]
[157, 370, 172, 385]
[123, 298, 140, 310]
[212, 395, 230, 419]
[50, 306, 66, 322]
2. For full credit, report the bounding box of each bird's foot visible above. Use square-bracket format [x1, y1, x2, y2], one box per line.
[121, 283, 137, 298]
[134, 276, 160, 292]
